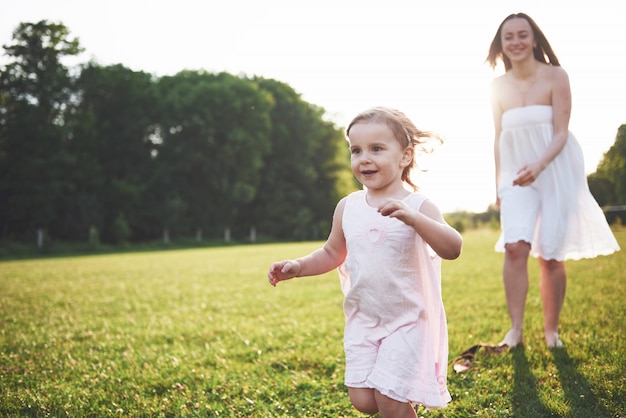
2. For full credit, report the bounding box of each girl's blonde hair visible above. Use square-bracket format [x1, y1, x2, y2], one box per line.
[346, 106, 442, 191]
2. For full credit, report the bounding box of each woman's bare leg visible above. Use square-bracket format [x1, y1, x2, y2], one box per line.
[539, 257, 566, 347]
[500, 241, 531, 347]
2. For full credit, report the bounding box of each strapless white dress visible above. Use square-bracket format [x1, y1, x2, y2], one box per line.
[496, 105, 619, 260]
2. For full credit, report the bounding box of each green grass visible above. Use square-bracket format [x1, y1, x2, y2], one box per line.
[1, 229, 624, 417]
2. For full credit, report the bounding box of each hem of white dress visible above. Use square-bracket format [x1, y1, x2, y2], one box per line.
[495, 244, 620, 262]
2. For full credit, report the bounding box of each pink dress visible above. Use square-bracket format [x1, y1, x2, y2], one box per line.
[338, 190, 451, 408]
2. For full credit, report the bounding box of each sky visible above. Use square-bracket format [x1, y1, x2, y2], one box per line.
[2, 0, 625, 213]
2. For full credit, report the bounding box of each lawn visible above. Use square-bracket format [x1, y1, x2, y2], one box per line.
[1, 228, 624, 417]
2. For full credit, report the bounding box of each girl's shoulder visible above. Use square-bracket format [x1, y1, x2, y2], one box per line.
[406, 191, 429, 209]
[341, 190, 366, 209]
[345, 189, 366, 200]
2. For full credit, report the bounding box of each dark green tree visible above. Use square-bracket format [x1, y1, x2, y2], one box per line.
[155, 71, 273, 239]
[0, 20, 359, 246]
[0, 20, 83, 241]
[241, 78, 356, 240]
[588, 124, 626, 207]
[74, 63, 160, 243]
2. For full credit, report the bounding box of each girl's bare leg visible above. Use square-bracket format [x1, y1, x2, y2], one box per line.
[500, 241, 531, 347]
[374, 391, 417, 418]
[348, 388, 378, 415]
[539, 258, 566, 348]
[348, 388, 417, 418]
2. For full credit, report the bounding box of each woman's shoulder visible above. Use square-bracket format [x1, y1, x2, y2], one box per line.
[540, 65, 570, 94]
[547, 63, 567, 74]
[491, 73, 508, 87]
[546, 65, 569, 82]
[491, 73, 513, 95]
[539, 63, 568, 80]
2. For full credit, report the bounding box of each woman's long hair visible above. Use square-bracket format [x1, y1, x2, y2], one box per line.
[486, 13, 560, 70]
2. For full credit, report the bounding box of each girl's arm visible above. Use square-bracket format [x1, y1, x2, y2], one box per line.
[268, 198, 348, 286]
[378, 199, 462, 260]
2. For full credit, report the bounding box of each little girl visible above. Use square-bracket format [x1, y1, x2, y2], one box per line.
[268, 106, 462, 416]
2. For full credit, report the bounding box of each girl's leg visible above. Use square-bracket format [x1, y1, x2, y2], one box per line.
[500, 240, 531, 347]
[348, 388, 417, 418]
[348, 388, 378, 415]
[374, 391, 417, 418]
[538, 257, 567, 347]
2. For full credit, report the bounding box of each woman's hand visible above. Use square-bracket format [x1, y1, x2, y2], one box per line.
[513, 161, 544, 186]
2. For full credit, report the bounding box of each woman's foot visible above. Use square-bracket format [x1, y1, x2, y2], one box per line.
[546, 332, 564, 348]
[499, 328, 523, 348]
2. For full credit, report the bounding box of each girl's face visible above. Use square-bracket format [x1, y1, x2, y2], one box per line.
[501, 17, 536, 64]
[348, 121, 411, 193]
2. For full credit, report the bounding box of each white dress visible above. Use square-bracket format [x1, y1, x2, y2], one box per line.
[496, 105, 620, 260]
[338, 190, 451, 408]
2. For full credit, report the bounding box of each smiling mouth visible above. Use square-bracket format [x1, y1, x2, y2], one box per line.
[361, 170, 377, 175]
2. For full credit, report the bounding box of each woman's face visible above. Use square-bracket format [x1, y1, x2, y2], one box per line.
[500, 17, 536, 64]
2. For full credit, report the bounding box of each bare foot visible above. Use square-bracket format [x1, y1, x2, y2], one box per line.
[546, 332, 563, 348]
[499, 329, 523, 348]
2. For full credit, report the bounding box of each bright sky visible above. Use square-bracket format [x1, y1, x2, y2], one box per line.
[2, 0, 625, 212]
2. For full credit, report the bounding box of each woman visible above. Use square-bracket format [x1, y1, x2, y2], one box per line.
[486, 13, 619, 348]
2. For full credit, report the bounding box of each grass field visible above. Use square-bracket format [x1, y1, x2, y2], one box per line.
[1, 228, 624, 417]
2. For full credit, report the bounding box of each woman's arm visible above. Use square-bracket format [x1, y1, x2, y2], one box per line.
[491, 79, 504, 204]
[513, 66, 572, 186]
[542, 66, 572, 166]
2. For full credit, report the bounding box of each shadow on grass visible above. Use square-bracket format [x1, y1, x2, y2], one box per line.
[511, 347, 555, 417]
[551, 347, 610, 417]
[511, 346, 611, 417]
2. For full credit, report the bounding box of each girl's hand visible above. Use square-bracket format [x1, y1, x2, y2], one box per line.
[379, 197, 462, 259]
[267, 260, 301, 286]
[513, 161, 544, 186]
[378, 199, 416, 225]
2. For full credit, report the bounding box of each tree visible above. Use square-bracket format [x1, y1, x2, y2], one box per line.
[74, 63, 160, 243]
[0, 20, 358, 245]
[588, 124, 626, 207]
[241, 78, 356, 240]
[155, 71, 273, 239]
[0, 20, 83, 241]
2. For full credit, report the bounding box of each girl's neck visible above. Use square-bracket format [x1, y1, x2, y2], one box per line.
[365, 184, 411, 207]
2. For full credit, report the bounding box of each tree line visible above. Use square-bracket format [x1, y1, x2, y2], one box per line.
[587, 124, 626, 225]
[1, 21, 624, 248]
[0, 20, 357, 245]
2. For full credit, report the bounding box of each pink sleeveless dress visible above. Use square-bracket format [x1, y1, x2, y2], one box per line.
[338, 190, 451, 408]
